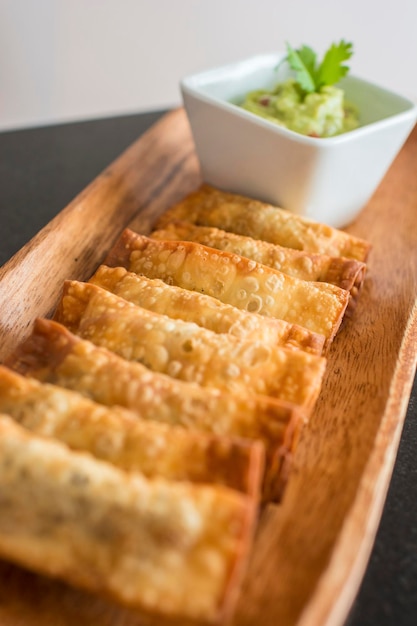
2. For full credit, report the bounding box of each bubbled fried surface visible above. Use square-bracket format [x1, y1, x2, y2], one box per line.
[0, 414, 255, 621]
[8, 319, 305, 497]
[0, 365, 263, 495]
[105, 231, 349, 344]
[54, 281, 326, 411]
[156, 184, 371, 261]
[10, 318, 302, 479]
[90, 264, 325, 355]
[151, 221, 367, 295]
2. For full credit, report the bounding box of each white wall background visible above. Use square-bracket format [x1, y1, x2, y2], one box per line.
[1, 0, 416, 131]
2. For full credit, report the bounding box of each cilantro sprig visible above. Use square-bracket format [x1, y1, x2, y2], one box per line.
[283, 40, 354, 95]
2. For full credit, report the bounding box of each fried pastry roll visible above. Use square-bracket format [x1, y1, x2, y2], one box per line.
[10, 317, 302, 492]
[0, 365, 263, 497]
[105, 230, 349, 345]
[156, 184, 371, 262]
[89, 265, 324, 355]
[0, 414, 256, 622]
[54, 281, 326, 411]
[151, 221, 367, 302]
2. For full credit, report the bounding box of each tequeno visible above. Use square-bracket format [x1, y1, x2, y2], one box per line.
[105, 230, 349, 345]
[0, 365, 262, 495]
[54, 281, 327, 411]
[90, 265, 325, 355]
[151, 221, 367, 298]
[0, 415, 256, 622]
[156, 184, 371, 261]
[0, 181, 372, 619]
[11, 318, 303, 499]
[0, 365, 263, 496]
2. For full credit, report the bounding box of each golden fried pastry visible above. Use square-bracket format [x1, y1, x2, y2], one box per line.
[10, 318, 303, 500]
[0, 414, 256, 622]
[0, 365, 263, 496]
[89, 265, 324, 355]
[156, 184, 371, 261]
[105, 230, 349, 345]
[54, 281, 327, 411]
[151, 221, 367, 300]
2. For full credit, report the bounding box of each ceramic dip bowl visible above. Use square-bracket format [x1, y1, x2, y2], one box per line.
[181, 53, 417, 227]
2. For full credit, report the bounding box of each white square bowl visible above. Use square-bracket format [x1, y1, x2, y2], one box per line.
[181, 53, 417, 227]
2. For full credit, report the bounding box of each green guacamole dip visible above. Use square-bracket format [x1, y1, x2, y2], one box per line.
[240, 78, 359, 138]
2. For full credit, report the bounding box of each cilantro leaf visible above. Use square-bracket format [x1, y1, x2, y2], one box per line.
[317, 40, 353, 87]
[285, 43, 317, 93]
[296, 45, 318, 81]
[282, 40, 354, 95]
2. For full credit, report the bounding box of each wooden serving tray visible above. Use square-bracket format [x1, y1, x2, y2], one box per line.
[0, 109, 416, 626]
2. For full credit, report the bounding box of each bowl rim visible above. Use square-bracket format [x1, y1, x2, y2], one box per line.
[181, 53, 417, 145]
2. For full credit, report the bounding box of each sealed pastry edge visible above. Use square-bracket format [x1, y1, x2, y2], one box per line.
[0, 413, 259, 624]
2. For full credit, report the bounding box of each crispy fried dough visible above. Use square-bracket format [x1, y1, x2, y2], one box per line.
[151, 221, 367, 300]
[0, 414, 256, 622]
[89, 265, 324, 355]
[156, 184, 371, 261]
[54, 281, 326, 411]
[105, 230, 349, 345]
[9, 318, 304, 499]
[0, 365, 263, 497]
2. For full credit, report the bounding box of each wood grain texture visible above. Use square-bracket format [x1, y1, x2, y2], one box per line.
[0, 109, 200, 361]
[0, 108, 416, 626]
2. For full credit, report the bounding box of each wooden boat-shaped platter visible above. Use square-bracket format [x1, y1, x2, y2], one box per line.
[0, 109, 416, 626]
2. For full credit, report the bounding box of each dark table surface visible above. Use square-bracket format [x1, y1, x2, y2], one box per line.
[0, 110, 416, 626]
